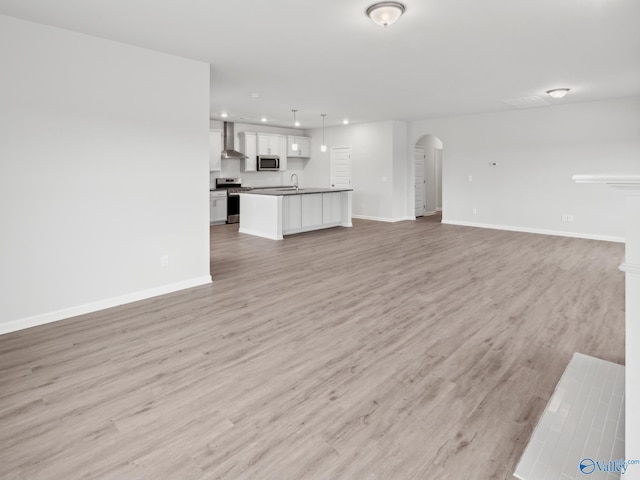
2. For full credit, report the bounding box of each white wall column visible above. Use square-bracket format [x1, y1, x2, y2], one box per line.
[573, 174, 640, 462]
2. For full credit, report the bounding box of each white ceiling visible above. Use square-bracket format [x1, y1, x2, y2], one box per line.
[1, 0, 639, 128]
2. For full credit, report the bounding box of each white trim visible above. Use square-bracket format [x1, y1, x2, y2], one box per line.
[436, 207, 442, 212]
[238, 227, 282, 240]
[0, 275, 213, 336]
[572, 174, 640, 185]
[620, 262, 640, 274]
[441, 220, 625, 243]
[353, 214, 414, 223]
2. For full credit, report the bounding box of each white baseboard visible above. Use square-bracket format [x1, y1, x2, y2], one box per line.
[441, 220, 624, 243]
[0, 275, 213, 336]
[238, 227, 282, 240]
[352, 214, 414, 223]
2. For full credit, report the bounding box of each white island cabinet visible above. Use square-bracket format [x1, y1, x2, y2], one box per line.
[239, 189, 352, 240]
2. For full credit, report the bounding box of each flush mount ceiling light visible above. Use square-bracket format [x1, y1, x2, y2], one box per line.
[366, 2, 406, 27]
[320, 114, 327, 153]
[546, 88, 570, 99]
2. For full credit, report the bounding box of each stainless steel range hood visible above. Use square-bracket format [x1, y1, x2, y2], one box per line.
[220, 122, 248, 159]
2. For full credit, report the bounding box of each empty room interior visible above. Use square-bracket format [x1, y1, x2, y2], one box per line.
[1, 1, 639, 479]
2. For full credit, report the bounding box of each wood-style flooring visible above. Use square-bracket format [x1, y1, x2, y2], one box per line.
[0, 217, 625, 479]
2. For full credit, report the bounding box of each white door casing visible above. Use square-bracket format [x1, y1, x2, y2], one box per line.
[331, 147, 351, 189]
[415, 146, 425, 217]
[424, 147, 437, 215]
[435, 148, 443, 211]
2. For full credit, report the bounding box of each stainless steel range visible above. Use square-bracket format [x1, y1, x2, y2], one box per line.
[215, 178, 253, 224]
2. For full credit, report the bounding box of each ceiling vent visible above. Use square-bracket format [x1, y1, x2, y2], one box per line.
[503, 96, 549, 109]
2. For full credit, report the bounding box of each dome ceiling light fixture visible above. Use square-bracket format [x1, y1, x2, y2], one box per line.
[366, 2, 406, 27]
[546, 88, 570, 99]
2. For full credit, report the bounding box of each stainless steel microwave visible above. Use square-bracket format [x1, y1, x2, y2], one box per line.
[257, 155, 279, 171]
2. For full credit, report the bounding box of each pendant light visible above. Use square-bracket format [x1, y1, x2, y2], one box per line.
[320, 114, 327, 153]
[291, 109, 299, 151]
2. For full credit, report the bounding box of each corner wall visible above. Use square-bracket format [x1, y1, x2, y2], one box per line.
[0, 15, 212, 334]
[306, 121, 409, 222]
[409, 97, 640, 240]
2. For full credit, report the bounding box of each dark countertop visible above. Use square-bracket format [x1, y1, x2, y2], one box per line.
[243, 187, 353, 196]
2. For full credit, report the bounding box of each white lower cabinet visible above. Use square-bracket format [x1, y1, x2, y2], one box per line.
[282, 195, 301, 232]
[301, 194, 323, 228]
[282, 192, 345, 235]
[323, 192, 343, 225]
[210, 191, 227, 224]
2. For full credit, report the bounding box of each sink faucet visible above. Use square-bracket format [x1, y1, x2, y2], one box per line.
[290, 173, 299, 191]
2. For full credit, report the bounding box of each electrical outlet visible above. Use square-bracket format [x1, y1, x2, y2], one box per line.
[561, 214, 567, 222]
[468, 175, 473, 182]
[161, 255, 169, 267]
[472, 208, 477, 215]
[567, 215, 574, 222]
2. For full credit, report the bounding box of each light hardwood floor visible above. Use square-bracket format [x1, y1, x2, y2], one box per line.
[0, 218, 625, 479]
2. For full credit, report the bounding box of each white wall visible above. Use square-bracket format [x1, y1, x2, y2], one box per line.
[392, 121, 409, 220]
[409, 97, 640, 240]
[0, 15, 211, 334]
[209, 120, 307, 188]
[306, 121, 410, 222]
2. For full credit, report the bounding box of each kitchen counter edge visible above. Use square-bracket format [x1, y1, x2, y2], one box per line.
[241, 188, 353, 196]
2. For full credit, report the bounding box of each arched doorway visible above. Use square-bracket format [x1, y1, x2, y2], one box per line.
[414, 134, 443, 219]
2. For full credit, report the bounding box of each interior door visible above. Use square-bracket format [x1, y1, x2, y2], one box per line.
[415, 146, 425, 217]
[330, 147, 351, 189]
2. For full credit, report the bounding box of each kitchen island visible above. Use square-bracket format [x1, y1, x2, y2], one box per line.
[239, 188, 353, 240]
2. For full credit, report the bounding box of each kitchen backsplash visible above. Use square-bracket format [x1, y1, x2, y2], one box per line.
[210, 158, 306, 189]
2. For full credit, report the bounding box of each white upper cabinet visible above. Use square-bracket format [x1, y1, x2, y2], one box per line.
[238, 132, 257, 172]
[209, 130, 222, 171]
[278, 135, 287, 171]
[287, 135, 311, 158]
[257, 133, 284, 156]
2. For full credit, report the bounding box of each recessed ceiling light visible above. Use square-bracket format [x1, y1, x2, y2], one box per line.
[260, 117, 267, 122]
[343, 119, 349, 125]
[220, 112, 228, 118]
[546, 88, 570, 99]
[366, 2, 406, 27]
